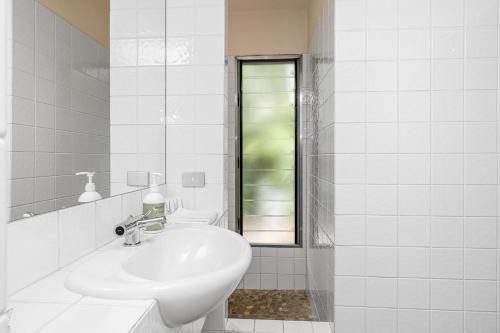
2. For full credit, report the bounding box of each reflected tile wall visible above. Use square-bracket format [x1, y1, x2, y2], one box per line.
[7, 0, 110, 220]
[110, 0, 166, 195]
[305, 0, 335, 328]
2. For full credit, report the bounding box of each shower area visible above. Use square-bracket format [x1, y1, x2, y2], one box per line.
[306, 0, 500, 332]
[225, 0, 499, 331]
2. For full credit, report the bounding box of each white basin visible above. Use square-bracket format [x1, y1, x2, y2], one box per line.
[65, 224, 251, 327]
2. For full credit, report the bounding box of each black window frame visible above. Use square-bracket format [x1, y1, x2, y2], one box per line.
[235, 56, 302, 248]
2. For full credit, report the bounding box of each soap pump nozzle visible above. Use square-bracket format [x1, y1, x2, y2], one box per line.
[76, 172, 102, 203]
[150, 173, 162, 192]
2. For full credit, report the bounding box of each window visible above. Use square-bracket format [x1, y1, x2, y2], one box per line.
[237, 58, 300, 246]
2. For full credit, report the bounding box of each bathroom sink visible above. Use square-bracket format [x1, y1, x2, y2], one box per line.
[65, 224, 251, 327]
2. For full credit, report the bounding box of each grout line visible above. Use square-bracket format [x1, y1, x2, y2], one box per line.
[461, 0, 467, 329]
[395, 0, 401, 330]
[496, 0, 500, 328]
[428, 0, 434, 330]
[362, 0, 368, 331]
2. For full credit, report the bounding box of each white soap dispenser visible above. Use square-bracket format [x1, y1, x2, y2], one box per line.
[76, 172, 102, 203]
[143, 173, 165, 232]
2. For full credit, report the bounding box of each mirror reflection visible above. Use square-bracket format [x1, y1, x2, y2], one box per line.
[8, 0, 166, 221]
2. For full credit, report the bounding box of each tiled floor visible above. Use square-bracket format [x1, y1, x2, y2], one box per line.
[225, 319, 332, 333]
[228, 289, 311, 321]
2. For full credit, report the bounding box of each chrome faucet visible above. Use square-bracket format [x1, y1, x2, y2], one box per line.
[114, 211, 166, 246]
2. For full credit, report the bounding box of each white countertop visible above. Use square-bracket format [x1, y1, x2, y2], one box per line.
[7, 239, 156, 333]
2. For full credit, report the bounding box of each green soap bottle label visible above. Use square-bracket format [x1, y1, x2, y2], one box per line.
[143, 203, 165, 231]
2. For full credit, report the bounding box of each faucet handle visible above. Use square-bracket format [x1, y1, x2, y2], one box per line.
[115, 224, 125, 236]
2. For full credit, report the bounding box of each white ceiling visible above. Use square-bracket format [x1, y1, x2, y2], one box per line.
[229, 0, 309, 11]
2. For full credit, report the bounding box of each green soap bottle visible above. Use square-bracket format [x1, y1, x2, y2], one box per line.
[143, 173, 165, 232]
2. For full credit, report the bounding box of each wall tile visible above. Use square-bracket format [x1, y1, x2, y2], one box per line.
[7, 212, 59, 294]
[110, 10, 137, 38]
[95, 195, 122, 247]
[58, 203, 96, 266]
[431, 248, 463, 279]
[430, 279, 464, 310]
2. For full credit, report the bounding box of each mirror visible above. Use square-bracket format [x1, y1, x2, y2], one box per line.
[8, 0, 166, 221]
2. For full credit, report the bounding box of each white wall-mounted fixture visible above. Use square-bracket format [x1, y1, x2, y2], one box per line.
[127, 171, 150, 187]
[182, 172, 206, 188]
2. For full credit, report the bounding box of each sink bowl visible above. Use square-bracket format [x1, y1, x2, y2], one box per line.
[65, 224, 251, 327]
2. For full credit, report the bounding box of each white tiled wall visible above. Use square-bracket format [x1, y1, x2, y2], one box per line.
[7, 0, 110, 220]
[240, 247, 307, 290]
[110, 0, 166, 195]
[163, 0, 227, 216]
[306, 1, 335, 325]
[331, 0, 500, 332]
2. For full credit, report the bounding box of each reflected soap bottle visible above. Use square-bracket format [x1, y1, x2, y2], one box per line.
[75, 172, 102, 203]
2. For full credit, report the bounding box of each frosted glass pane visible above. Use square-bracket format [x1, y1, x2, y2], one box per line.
[243, 107, 295, 123]
[242, 170, 294, 186]
[243, 200, 294, 216]
[243, 154, 295, 170]
[243, 142, 295, 157]
[244, 216, 295, 231]
[242, 93, 295, 108]
[242, 77, 295, 93]
[243, 185, 295, 200]
[242, 63, 295, 78]
[243, 124, 295, 139]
